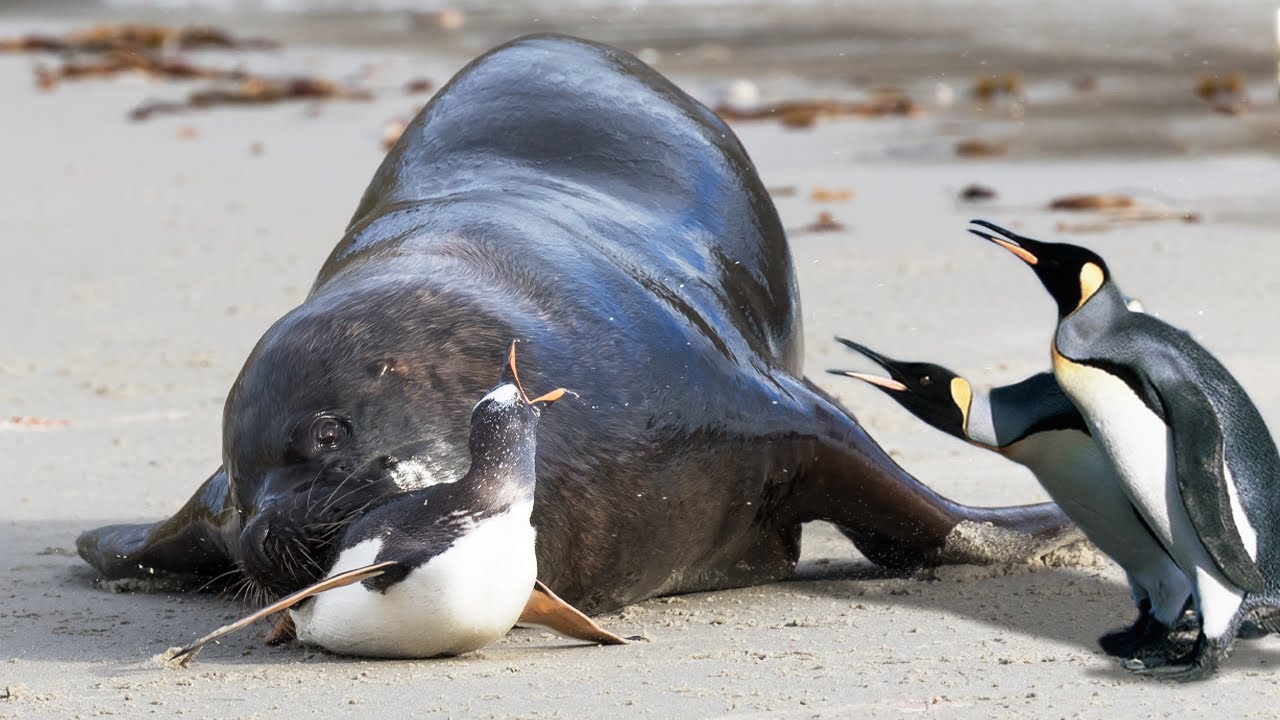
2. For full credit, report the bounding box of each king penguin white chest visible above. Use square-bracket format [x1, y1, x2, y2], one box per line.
[1001, 429, 1115, 525]
[291, 500, 537, 658]
[1053, 351, 1259, 574]
[1051, 354, 1182, 551]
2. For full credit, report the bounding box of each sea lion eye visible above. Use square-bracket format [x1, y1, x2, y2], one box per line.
[311, 416, 350, 451]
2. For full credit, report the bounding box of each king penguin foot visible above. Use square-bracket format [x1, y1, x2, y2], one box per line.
[1122, 633, 1225, 682]
[1098, 602, 1153, 657]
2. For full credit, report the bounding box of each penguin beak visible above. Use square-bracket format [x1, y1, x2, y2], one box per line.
[528, 388, 567, 405]
[828, 336, 909, 392]
[968, 220, 1039, 266]
[502, 341, 528, 400]
[829, 370, 909, 392]
[501, 341, 568, 407]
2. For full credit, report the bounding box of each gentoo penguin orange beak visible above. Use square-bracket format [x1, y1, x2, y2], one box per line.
[503, 342, 568, 407]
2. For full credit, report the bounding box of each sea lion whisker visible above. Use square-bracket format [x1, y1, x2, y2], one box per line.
[222, 576, 248, 604]
[315, 479, 399, 520]
[317, 478, 369, 512]
[166, 560, 398, 665]
[193, 567, 245, 595]
[282, 544, 300, 579]
[304, 454, 355, 507]
[289, 536, 324, 575]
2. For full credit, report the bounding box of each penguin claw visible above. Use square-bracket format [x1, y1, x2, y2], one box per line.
[1128, 659, 1218, 683]
[1237, 620, 1270, 640]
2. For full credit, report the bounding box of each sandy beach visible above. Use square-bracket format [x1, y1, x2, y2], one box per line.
[3, 4, 1280, 717]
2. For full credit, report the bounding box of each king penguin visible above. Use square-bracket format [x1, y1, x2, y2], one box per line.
[828, 337, 1191, 657]
[970, 219, 1280, 679]
[288, 342, 625, 658]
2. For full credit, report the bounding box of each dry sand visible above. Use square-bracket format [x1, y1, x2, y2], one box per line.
[3, 8, 1280, 718]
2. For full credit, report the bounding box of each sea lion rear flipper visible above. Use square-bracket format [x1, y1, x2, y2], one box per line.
[77, 466, 237, 585]
[1156, 375, 1267, 593]
[519, 580, 627, 645]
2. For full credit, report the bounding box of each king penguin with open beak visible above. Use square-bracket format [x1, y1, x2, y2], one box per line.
[285, 342, 625, 658]
[970, 219, 1280, 679]
[828, 337, 1191, 658]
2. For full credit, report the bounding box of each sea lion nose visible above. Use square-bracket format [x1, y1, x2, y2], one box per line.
[254, 467, 303, 508]
[239, 510, 274, 564]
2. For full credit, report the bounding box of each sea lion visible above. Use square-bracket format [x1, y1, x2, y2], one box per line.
[77, 35, 1075, 630]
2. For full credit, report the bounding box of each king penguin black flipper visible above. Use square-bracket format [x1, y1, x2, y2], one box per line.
[828, 337, 1192, 658]
[972, 219, 1280, 680]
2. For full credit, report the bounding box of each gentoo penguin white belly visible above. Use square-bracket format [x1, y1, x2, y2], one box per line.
[292, 500, 537, 658]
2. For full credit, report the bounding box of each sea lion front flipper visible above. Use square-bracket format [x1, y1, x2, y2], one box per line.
[1156, 374, 1267, 593]
[77, 466, 237, 585]
[519, 580, 627, 645]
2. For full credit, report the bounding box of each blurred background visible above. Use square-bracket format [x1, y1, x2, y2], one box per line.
[4, 1, 1278, 160]
[3, 0, 1279, 501]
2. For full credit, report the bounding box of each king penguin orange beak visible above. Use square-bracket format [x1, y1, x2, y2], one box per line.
[968, 220, 1039, 265]
[830, 370, 909, 392]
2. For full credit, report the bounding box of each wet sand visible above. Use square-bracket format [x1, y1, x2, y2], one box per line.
[2, 9, 1280, 717]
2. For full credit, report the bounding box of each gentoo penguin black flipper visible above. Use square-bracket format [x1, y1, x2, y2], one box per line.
[973, 218, 1280, 679]
[520, 580, 627, 645]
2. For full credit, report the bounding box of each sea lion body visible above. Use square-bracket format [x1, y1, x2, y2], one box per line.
[78, 35, 1072, 621]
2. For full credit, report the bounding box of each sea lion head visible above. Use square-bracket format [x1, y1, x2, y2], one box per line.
[222, 281, 508, 597]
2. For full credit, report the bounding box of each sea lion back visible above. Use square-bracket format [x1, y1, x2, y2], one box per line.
[334, 33, 801, 369]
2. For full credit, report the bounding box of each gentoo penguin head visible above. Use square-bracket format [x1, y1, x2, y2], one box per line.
[968, 220, 1111, 319]
[828, 337, 972, 435]
[462, 342, 567, 470]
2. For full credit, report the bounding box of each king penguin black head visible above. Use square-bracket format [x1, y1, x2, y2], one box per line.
[828, 337, 972, 434]
[969, 220, 1111, 319]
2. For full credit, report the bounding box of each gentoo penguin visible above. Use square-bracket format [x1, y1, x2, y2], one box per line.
[170, 343, 625, 661]
[828, 338, 1192, 657]
[971, 219, 1280, 679]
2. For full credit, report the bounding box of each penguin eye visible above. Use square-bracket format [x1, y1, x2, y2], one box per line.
[920, 376, 933, 387]
[311, 416, 350, 451]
